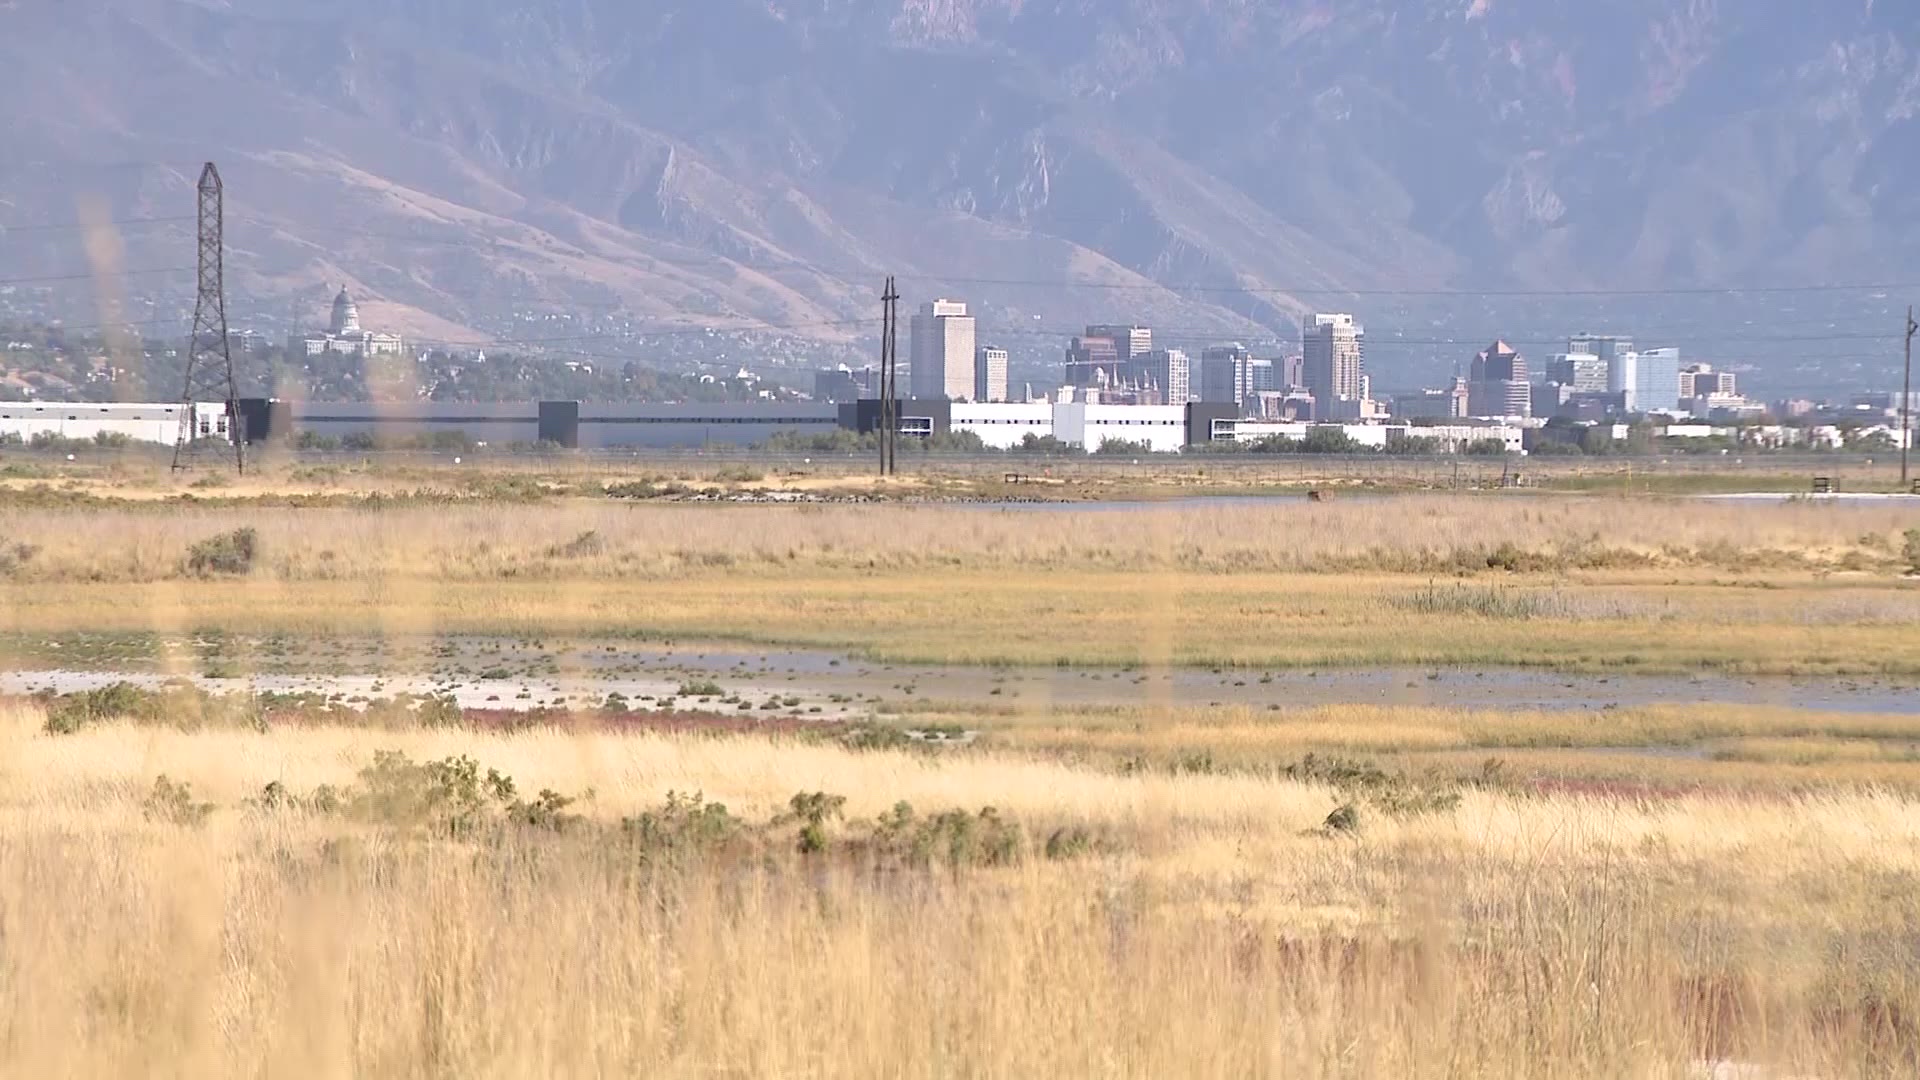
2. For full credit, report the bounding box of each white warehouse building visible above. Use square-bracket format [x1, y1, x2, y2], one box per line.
[0, 401, 234, 446]
[948, 402, 1189, 453]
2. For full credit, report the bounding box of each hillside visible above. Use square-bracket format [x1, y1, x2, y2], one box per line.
[1, 0, 1916, 387]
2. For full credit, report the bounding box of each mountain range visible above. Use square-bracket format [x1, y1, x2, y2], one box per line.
[2, 0, 1917, 388]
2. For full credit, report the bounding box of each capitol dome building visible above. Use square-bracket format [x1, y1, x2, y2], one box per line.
[290, 286, 406, 357]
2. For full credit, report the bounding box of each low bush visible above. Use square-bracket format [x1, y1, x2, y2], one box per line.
[0, 539, 37, 576]
[621, 791, 745, 863]
[1391, 582, 1572, 620]
[186, 527, 258, 576]
[348, 751, 519, 837]
[783, 791, 847, 853]
[1905, 529, 1920, 575]
[143, 776, 214, 827]
[871, 801, 1025, 867]
[40, 681, 264, 735]
[1283, 753, 1462, 818]
[546, 530, 605, 558]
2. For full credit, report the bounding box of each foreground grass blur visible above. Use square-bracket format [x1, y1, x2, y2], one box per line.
[2, 697, 1917, 1077]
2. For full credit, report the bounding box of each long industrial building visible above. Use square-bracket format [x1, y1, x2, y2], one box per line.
[2, 397, 1520, 454]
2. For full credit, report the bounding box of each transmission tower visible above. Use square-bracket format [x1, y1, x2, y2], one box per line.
[173, 162, 244, 473]
[877, 276, 900, 476]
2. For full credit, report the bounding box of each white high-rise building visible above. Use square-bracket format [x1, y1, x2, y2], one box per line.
[1302, 313, 1365, 409]
[910, 299, 977, 401]
[974, 345, 1009, 404]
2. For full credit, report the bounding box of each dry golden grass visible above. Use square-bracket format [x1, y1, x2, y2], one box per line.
[2, 495, 1916, 673]
[4, 496, 1916, 581]
[959, 702, 1920, 790]
[5, 572, 1916, 673]
[3, 699, 1919, 1077]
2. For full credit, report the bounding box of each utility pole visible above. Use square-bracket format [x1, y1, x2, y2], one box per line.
[880, 276, 901, 476]
[173, 162, 245, 474]
[877, 278, 890, 477]
[1904, 305, 1915, 489]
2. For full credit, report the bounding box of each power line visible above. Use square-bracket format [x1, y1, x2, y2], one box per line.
[0, 215, 195, 236]
[411, 317, 880, 351]
[0, 267, 194, 287]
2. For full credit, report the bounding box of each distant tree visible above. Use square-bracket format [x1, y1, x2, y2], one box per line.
[1299, 428, 1366, 454]
[1463, 438, 1510, 456]
[1844, 428, 1896, 453]
[921, 429, 991, 453]
[1013, 433, 1073, 455]
[1385, 435, 1441, 456]
[1092, 437, 1154, 456]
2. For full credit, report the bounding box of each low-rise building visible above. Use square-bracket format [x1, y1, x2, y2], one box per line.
[0, 400, 234, 446]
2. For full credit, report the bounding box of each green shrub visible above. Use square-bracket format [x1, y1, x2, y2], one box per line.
[604, 480, 659, 499]
[677, 680, 723, 699]
[347, 751, 518, 837]
[622, 791, 743, 861]
[1905, 529, 1920, 575]
[784, 791, 846, 853]
[40, 681, 270, 735]
[506, 789, 581, 832]
[1392, 582, 1571, 619]
[871, 801, 1032, 867]
[1284, 753, 1461, 818]
[250, 779, 343, 815]
[838, 723, 915, 751]
[143, 776, 214, 827]
[186, 527, 258, 576]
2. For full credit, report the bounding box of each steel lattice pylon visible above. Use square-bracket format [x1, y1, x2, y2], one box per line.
[173, 162, 244, 473]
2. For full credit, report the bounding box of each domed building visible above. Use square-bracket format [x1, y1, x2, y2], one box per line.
[290, 286, 406, 357]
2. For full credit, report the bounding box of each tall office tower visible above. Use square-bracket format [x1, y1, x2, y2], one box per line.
[1573, 334, 1637, 402]
[1199, 343, 1253, 407]
[1141, 348, 1191, 405]
[910, 299, 976, 400]
[1302, 313, 1365, 407]
[1248, 357, 1277, 393]
[1468, 340, 1532, 418]
[1546, 352, 1607, 394]
[1064, 331, 1123, 388]
[975, 345, 1009, 404]
[1085, 324, 1152, 361]
[1634, 348, 1682, 413]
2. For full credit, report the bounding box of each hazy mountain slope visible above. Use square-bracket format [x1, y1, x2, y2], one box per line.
[1, 0, 1916, 368]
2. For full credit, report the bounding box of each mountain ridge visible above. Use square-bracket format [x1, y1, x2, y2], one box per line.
[1, 0, 1916, 385]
